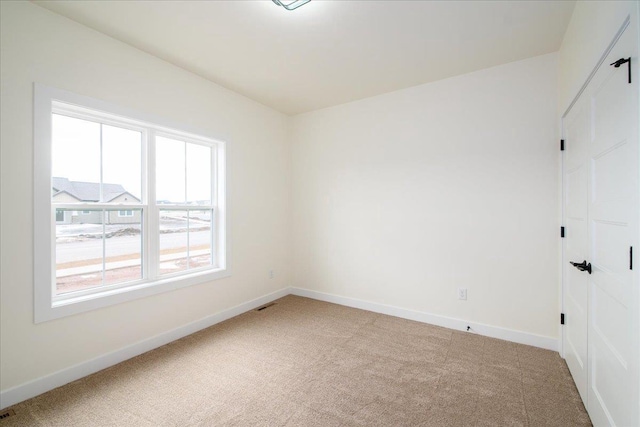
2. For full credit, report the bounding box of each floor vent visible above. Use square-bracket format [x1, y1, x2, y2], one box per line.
[0, 409, 16, 419]
[256, 302, 276, 311]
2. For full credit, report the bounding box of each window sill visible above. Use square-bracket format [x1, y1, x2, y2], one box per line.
[36, 267, 231, 323]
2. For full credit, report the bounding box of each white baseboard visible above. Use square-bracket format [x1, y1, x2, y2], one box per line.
[290, 287, 558, 352]
[1, 286, 558, 410]
[0, 287, 290, 410]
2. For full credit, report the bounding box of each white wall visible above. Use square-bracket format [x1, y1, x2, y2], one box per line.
[5, 0, 621, 405]
[558, 1, 639, 114]
[291, 53, 559, 340]
[0, 2, 290, 392]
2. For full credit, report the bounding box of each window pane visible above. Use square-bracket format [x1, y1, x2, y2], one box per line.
[156, 136, 185, 204]
[102, 124, 142, 203]
[56, 210, 104, 294]
[186, 143, 211, 204]
[189, 210, 212, 269]
[52, 114, 100, 202]
[104, 209, 142, 286]
[159, 210, 188, 274]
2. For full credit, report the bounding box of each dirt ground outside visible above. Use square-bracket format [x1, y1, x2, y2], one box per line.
[56, 247, 211, 294]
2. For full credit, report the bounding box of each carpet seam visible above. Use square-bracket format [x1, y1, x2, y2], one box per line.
[516, 345, 531, 427]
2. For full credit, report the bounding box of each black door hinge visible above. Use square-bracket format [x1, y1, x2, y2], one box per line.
[560, 139, 565, 151]
[610, 57, 631, 84]
[561, 313, 565, 325]
[631, 246, 633, 270]
[561, 227, 565, 238]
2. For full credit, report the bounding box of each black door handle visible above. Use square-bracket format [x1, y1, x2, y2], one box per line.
[570, 260, 592, 274]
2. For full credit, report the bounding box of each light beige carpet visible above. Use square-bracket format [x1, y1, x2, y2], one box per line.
[2, 295, 590, 426]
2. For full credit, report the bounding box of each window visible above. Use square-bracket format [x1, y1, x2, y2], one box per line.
[34, 84, 229, 322]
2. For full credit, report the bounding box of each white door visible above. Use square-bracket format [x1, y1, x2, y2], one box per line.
[563, 17, 639, 427]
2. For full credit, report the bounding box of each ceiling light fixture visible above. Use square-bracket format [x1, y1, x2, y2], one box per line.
[272, 0, 311, 11]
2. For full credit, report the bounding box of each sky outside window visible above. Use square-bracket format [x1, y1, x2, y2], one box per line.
[52, 115, 211, 203]
[156, 136, 212, 204]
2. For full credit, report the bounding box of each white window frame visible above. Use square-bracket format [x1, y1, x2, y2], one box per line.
[34, 84, 230, 323]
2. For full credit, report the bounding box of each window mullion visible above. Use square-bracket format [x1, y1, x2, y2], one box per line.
[184, 141, 189, 269]
[50, 206, 57, 299]
[101, 209, 106, 286]
[100, 125, 105, 286]
[214, 147, 218, 265]
[147, 129, 159, 280]
[99, 124, 104, 203]
[187, 211, 191, 269]
[141, 128, 149, 282]
[184, 141, 188, 204]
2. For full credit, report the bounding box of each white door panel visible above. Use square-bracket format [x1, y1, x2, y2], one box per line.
[566, 100, 590, 172]
[592, 140, 634, 206]
[592, 221, 632, 279]
[565, 278, 588, 402]
[592, 65, 634, 156]
[592, 281, 629, 364]
[567, 166, 589, 220]
[590, 329, 629, 427]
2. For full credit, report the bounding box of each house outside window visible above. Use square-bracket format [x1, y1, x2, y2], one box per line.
[34, 84, 229, 322]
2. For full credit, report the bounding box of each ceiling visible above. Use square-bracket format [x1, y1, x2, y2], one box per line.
[33, 0, 576, 115]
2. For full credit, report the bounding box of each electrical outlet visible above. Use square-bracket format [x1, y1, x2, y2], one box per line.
[457, 288, 467, 300]
[269, 270, 274, 279]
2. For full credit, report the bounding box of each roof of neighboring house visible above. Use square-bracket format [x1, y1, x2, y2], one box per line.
[52, 177, 140, 202]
